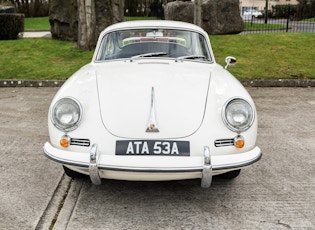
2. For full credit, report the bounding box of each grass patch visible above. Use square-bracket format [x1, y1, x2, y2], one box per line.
[0, 33, 314, 80]
[0, 39, 93, 80]
[210, 33, 315, 79]
[302, 18, 315, 22]
[23, 16, 157, 30]
[24, 16, 50, 31]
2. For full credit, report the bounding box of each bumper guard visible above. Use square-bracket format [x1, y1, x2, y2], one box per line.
[201, 146, 212, 188]
[89, 144, 101, 185]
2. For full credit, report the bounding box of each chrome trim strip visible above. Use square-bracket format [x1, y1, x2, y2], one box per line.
[43, 147, 89, 168]
[146, 87, 159, 132]
[212, 152, 262, 170]
[98, 165, 203, 173]
[43, 146, 200, 172]
[201, 146, 212, 188]
[89, 144, 101, 185]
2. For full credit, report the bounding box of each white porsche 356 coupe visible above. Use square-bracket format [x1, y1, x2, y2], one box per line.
[43, 20, 261, 188]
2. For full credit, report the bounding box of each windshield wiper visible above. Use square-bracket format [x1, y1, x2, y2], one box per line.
[176, 55, 208, 62]
[131, 52, 167, 59]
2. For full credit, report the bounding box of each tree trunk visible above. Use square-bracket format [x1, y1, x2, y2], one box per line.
[77, 0, 96, 50]
[194, 0, 202, 27]
[34, 0, 40, 17]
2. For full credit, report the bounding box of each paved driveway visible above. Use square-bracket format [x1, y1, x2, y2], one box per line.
[0, 87, 314, 229]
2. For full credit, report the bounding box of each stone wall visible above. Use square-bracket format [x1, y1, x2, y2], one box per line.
[49, 0, 124, 43]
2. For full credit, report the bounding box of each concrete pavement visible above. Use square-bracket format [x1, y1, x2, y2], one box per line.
[0, 87, 314, 229]
[22, 31, 51, 38]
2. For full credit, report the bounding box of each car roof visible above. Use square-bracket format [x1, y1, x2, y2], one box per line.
[101, 20, 207, 35]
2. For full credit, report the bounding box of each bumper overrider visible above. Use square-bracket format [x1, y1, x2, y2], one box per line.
[43, 142, 262, 188]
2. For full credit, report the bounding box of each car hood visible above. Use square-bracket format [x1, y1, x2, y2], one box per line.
[96, 60, 211, 139]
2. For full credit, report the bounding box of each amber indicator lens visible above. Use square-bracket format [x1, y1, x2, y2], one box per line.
[60, 135, 70, 148]
[234, 136, 245, 148]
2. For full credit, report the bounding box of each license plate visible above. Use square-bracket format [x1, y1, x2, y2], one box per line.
[116, 140, 190, 156]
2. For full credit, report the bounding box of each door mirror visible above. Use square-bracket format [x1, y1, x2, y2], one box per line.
[224, 56, 237, 69]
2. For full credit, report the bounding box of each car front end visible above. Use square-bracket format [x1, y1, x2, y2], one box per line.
[44, 20, 261, 188]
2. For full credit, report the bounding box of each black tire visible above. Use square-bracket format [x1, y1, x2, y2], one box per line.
[63, 165, 86, 178]
[219, 169, 241, 179]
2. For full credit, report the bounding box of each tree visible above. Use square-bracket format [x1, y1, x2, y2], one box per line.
[5, 0, 49, 17]
[296, 0, 315, 20]
[124, 0, 169, 17]
[77, 0, 96, 50]
[194, 0, 202, 26]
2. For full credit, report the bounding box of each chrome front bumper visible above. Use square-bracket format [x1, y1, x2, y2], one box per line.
[43, 142, 262, 188]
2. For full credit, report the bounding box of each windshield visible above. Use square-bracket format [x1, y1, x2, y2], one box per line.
[96, 28, 212, 62]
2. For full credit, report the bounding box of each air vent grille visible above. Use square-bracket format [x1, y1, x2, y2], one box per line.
[214, 139, 234, 147]
[70, 138, 90, 147]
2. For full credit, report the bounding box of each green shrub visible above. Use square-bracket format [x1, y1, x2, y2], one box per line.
[0, 13, 24, 40]
[271, 5, 297, 18]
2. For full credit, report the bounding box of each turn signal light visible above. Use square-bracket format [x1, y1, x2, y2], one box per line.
[234, 135, 245, 148]
[60, 135, 70, 148]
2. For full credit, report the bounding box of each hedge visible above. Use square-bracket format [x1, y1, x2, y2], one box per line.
[0, 13, 24, 40]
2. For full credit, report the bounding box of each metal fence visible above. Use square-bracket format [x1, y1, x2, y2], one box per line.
[243, 18, 315, 33]
[242, 5, 315, 33]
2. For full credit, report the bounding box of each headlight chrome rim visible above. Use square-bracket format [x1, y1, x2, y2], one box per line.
[51, 97, 83, 132]
[222, 98, 255, 133]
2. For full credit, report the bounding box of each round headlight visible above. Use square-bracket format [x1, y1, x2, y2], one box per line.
[51, 97, 82, 131]
[222, 98, 254, 132]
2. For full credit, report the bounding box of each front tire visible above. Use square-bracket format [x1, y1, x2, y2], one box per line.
[63, 165, 85, 178]
[219, 169, 241, 179]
